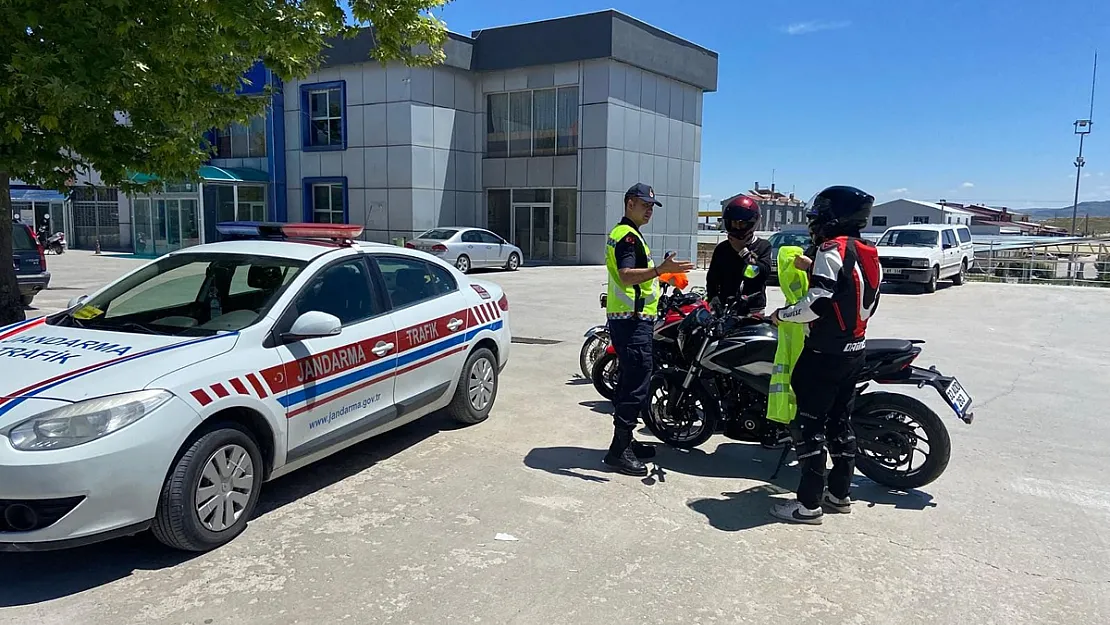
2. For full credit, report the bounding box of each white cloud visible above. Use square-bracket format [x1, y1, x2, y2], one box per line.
[960, 182, 975, 188]
[1083, 172, 1092, 178]
[782, 20, 852, 35]
[889, 188, 909, 194]
[698, 193, 714, 200]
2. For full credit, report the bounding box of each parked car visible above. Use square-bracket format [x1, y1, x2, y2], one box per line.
[11, 220, 50, 307]
[0, 222, 511, 553]
[876, 224, 974, 293]
[766, 230, 813, 284]
[405, 227, 522, 274]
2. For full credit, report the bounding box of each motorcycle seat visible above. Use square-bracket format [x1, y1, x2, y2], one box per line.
[864, 339, 915, 356]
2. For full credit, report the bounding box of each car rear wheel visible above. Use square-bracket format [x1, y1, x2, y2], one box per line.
[505, 252, 520, 271]
[447, 347, 498, 424]
[152, 423, 263, 552]
[456, 255, 471, 273]
[952, 259, 967, 285]
[20, 295, 33, 308]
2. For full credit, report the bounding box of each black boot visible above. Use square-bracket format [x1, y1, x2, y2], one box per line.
[631, 438, 657, 459]
[603, 429, 648, 476]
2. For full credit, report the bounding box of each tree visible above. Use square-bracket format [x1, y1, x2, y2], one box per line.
[0, 0, 449, 324]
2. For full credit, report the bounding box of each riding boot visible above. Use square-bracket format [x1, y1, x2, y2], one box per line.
[630, 437, 657, 459]
[603, 429, 648, 476]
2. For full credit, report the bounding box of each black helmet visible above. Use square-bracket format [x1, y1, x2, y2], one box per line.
[805, 185, 874, 241]
[721, 195, 761, 244]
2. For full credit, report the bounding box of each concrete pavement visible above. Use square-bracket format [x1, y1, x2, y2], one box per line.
[2, 250, 1109, 624]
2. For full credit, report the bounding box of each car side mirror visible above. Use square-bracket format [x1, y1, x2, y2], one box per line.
[67, 295, 88, 309]
[282, 311, 342, 342]
[943, 243, 954, 249]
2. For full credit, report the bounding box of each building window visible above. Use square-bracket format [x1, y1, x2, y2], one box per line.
[300, 81, 346, 151]
[871, 216, 888, 227]
[215, 115, 267, 158]
[486, 87, 579, 158]
[303, 177, 347, 223]
[912, 215, 930, 224]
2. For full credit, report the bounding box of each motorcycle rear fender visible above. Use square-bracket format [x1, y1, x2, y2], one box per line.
[583, 324, 609, 339]
[864, 364, 974, 424]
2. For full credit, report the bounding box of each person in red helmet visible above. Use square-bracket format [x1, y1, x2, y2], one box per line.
[706, 195, 773, 314]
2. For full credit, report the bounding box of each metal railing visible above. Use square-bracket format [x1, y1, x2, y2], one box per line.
[968, 238, 1110, 287]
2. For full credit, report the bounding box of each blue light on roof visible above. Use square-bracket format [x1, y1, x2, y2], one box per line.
[215, 221, 285, 237]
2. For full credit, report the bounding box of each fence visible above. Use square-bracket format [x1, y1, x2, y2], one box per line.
[968, 239, 1110, 287]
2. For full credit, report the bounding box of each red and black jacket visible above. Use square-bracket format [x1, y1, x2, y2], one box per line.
[777, 236, 882, 354]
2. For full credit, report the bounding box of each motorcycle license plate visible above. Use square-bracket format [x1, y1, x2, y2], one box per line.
[944, 378, 973, 417]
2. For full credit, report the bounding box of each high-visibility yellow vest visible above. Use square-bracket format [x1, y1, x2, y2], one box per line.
[767, 245, 809, 425]
[605, 223, 659, 320]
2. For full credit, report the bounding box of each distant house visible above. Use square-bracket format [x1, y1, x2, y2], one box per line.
[864, 199, 973, 233]
[707, 182, 807, 230]
[941, 202, 1068, 237]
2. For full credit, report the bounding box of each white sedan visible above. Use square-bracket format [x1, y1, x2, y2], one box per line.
[0, 222, 510, 552]
[405, 227, 523, 274]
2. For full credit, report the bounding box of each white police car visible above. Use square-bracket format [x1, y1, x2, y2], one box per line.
[0, 223, 510, 552]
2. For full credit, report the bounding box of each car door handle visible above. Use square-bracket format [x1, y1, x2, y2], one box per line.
[447, 318, 464, 331]
[372, 341, 395, 357]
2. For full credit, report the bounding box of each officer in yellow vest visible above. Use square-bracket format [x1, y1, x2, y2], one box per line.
[603, 183, 694, 476]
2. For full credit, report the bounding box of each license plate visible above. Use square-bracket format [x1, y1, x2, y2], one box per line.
[883, 268, 904, 276]
[944, 378, 972, 416]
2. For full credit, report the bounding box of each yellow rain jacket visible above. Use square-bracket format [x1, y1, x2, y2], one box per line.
[767, 245, 809, 425]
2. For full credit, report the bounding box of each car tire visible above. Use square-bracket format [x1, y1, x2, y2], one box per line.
[151, 423, 264, 552]
[20, 295, 33, 308]
[456, 255, 471, 274]
[447, 347, 498, 425]
[924, 267, 939, 293]
[952, 259, 967, 285]
[505, 253, 521, 271]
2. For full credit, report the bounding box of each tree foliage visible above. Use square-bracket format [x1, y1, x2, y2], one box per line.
[0, 0, 450, 324]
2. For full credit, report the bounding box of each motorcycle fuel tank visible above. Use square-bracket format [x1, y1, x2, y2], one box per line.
[702, 324, 779, 378]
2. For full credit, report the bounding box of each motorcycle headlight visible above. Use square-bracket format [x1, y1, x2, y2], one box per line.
[6, 390, 172, 451]
[912, 259, 930, 268]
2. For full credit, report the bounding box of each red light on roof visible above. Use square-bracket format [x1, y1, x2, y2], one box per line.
[280, 223, 364, 240]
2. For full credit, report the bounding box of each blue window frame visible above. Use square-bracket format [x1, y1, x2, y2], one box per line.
[300, 80, 346, 151]
[303, 177, 348, 224]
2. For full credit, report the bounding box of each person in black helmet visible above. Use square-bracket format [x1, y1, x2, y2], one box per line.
[706, 195, 772, 314]
[767, 185, 882, 525]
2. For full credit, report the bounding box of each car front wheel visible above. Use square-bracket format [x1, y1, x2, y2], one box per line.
[152, 423, 264, 552]
[505, 252, 520, 271]
[447, 347, 498, 424]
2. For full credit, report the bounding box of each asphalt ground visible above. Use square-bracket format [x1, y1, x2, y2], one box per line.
[1, 249, 1108, 625]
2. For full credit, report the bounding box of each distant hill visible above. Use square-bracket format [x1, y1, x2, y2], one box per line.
[1043, 216, 1110, 236]
[1020, 200, 1110, 219]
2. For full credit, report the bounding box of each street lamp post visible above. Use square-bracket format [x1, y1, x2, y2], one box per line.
[1071, 118, 1092, 236]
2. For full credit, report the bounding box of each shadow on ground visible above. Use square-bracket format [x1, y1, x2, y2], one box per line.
[525, 440, 938, 533]
[0, 412, 465, 608]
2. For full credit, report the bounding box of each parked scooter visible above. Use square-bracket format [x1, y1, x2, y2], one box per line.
[45, 231, 66, 255]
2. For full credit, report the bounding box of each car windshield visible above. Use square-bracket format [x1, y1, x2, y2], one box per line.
[768, 232, 811, 248]
[878, 229, 939, 247]
[11, 224, 36, 251]
[417, 229, 458, 240]
[47, 253, 306, 336]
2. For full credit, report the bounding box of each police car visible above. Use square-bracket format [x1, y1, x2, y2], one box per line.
[0, 222, 510, 552]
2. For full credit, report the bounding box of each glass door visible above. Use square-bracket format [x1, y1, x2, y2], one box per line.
[511, 204, 553, 262]
[180, 199, 200, 249]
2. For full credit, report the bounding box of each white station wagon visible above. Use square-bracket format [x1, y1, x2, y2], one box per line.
[0, 222, 510, 552]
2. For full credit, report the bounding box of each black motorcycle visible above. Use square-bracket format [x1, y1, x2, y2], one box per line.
[646, 300, 974, 490]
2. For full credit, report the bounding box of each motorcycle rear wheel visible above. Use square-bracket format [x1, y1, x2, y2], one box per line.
[645, 373, 719, 449]
[852, 392, 952, 490]
[579, 332, 609, 379]
[591, 351, 618, 401]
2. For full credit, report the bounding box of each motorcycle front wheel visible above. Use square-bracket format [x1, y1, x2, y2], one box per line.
[645, 373, 719, 449]
[579, 332, 610, 379]
[591, 350, 618, 401]
[852, 392, 952, 490]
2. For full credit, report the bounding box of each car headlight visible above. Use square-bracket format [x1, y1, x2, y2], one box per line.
[6, 390, 172, 451]
[912, 259, 930, 268]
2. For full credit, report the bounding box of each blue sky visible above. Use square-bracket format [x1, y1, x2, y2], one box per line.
[404, 0, 1108, 211]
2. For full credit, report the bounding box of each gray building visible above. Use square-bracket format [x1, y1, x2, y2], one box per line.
[864, 199, 974, 234]
[282, 10, 718, 264]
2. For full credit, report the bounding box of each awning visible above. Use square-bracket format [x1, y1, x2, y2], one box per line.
[9, 187, 66, 202]
[127, 165, 270, 185]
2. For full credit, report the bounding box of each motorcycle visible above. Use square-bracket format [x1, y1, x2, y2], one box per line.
[590, 280, 708, 400]
[45, 231, 66, 255]
[579, 290, 611, 379]
[646, 297, 975, 490]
